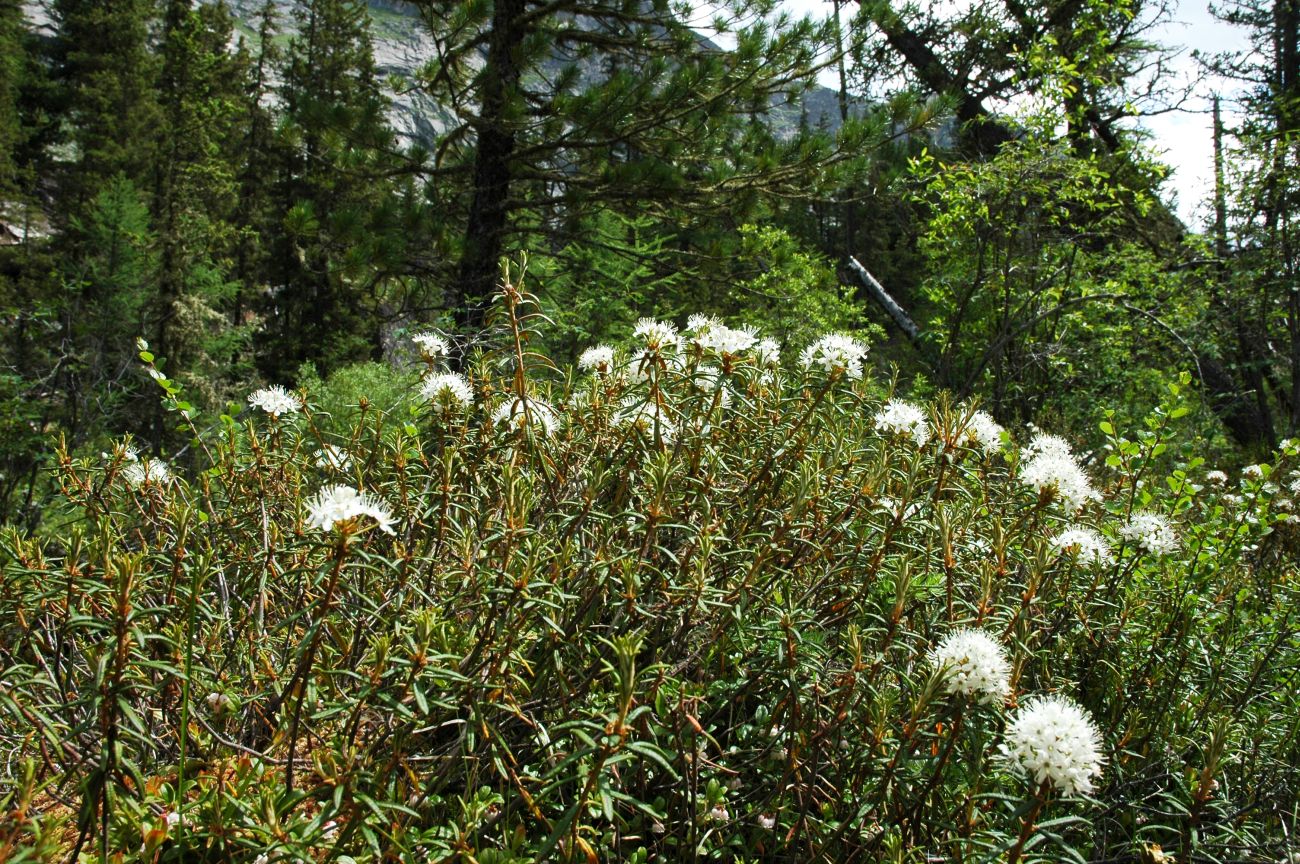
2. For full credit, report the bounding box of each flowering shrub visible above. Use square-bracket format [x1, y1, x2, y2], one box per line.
[0, 280, 1298, 862]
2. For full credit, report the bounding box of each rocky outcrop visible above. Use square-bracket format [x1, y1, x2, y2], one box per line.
[22, 0, 850, 148]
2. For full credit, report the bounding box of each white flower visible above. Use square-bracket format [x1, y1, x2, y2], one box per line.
[420, 371, 473, 409]
[686, 313, 720, 333]
[1052, 527, 1113, 567]
[122, 458, 172, 488]
[800, 333, 869, 380]
[253, 856, 269, 864]
[248, 385, 301, 418]
[706, 805, 730, 823]
[306, 485, 396, 535]
[874, 399, 930, 446]
[928, 628, 1012, 705]
[578, 345, 616, 373]
[314, 445, 352, 472]
[411, 331, 450, 360]
[493, 397, 559, 436]
[687, 316, 758, 356]
[1243, 463, 1267, 480]
[1001, 694, 1104, 795]
[633, 317, 680, 352]
[1205, 470, 1228, 485]
[205, 692, 233, 712]
[616, 397, 676, 443]
[1019, 434, 1099, 511]
[755, 338, 781, 366]
[693, 365, 734, 411]
[1120, 511, 1178, 555]
[965, 410, 1005, 454]
[758, 813, 776, 830]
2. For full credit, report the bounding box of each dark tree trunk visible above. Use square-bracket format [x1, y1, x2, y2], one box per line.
[1195, 353, 1276, 455]
[455, 0, 527, 331]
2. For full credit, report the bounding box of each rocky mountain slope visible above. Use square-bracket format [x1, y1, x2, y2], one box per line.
[23, 0, 849, 148]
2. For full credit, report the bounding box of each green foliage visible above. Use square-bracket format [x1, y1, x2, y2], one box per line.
[296, 359, 420, 432]
[909, 138, 1214, 445]
[1, 288, 1296, 861]
[66, 175, 157, 408]
[0, 0, 24, 201]
[725, 223, 869, 345]
[52, 0, 160, 213]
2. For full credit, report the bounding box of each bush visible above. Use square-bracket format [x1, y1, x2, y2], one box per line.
[1, 281, 1297, 862]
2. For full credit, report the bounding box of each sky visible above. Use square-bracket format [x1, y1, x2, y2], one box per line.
[746, 0, 1259, 227]
[1139, 1, 1255, 225]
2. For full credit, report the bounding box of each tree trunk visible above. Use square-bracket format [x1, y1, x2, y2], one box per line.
[455, 0, 526, 331]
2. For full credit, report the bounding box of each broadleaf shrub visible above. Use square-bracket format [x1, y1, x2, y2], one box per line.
[1, 280, 1298, 862]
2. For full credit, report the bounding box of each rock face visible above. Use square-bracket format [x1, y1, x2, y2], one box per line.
[23, 0, 850, 148]
[220, 0, 463, 143]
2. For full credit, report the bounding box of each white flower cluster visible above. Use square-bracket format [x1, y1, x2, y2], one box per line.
[578, 344, 616, 373]
[692, 365, 734, 412]
[1052, 526, 1113, 567]
[122, 458, 173, 488]
[964, 410, 1005, 455]
[875, 399, 930, 446]
[411, 331, 450, 360]
[205, 691, 234, 713]
[420, 371, 474, 409]
[306, 485, 395, 535]
[755, 338, 781, 367]
[1120, 510, 1179, 555]
[1205, 469, 1228, 485]
[1002, 694, 1105, 795]
[617, 397, 676, 443]
[928, 628, 1011, 705]
[686, 315, 758, 356]
[1019, 434, 1099, 511]
[248, 385, 301, 418]
[633, 317, 680, 352]
[1243, 463, 1267, 480]
[314, 445, 352, 472]
[800, 333, 869, 380]
[493, 397, 560, 436]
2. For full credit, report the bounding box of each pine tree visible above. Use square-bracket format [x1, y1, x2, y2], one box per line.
[0, 0, 24, 205]
[414, 0, 875, 329]
[231, 0, 283, 333]
[51, 0, 159, 217]
[261, 0, 405, 374]
[1204, 0, 1300, 442]
[151, 0, 252, 418]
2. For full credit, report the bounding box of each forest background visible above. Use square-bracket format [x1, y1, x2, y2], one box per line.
[0, 0, 1297, 524]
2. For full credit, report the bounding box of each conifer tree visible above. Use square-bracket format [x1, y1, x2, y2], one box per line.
[231, 0, 284, 331]
[263, 0, 405, 374]
[151, 0, 252, 415]
[0, 0, 24, 204]
[414, 0, 881, 328]
[51, 0, 159, 217]
[1203, 0, 1300, 442]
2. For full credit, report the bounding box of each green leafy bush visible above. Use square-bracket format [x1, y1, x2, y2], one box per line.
[0, 280, 1297, 863]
